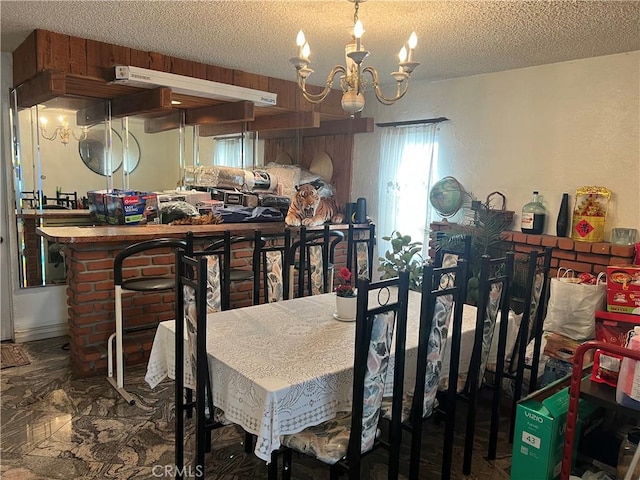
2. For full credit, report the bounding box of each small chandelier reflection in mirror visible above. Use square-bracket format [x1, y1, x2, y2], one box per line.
[39, 115, 87, 146]
[290, 0, 419, 116]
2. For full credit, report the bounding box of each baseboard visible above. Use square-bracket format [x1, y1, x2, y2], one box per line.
[14, 323, 68, 343]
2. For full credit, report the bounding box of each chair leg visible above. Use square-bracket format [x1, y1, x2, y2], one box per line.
[268, 450, 280, 480]
[442, 398, 456, 480]
[329, 464, 341, 480]
[105, 286, 136, 405]
[463, 384, 478, 475]
[243, 431, 254, 454]
[409, 419, 424, 480]
[283, 449, 292, 480]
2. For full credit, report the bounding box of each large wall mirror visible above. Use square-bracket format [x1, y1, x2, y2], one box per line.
[10, 90, 263, 288]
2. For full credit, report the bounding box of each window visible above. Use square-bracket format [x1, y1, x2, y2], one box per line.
[377, 123, 440, 260]
[213, 134, 255, 168]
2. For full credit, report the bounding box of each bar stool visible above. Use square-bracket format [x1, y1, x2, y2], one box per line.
[107, 237, 187, 404]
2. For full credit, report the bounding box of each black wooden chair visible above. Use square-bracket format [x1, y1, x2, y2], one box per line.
[175, 247, 228, 479]
[287, 225, 344, 298]
[107, 237, 186, 405]
[463, 252, 514, 474]
[252, 229, 292, 304]
[43, 191, 78, 209]
[20, 189, 41, 209]
[346, 223, 376, 281]
[381, 259, 468, 480]
[186, 231, 255, 311]
[275, 271, 410, 480]
[508, 247, 552, 437]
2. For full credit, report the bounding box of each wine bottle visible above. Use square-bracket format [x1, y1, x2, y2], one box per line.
[521, 191, 546, 234]
[555, 193, 569, 237]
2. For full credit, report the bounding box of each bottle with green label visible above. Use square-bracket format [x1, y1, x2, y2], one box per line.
[520, 191, 546, 234]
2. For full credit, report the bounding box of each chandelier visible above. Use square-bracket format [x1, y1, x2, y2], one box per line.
[39, 115, 87, 146]
[290, 0, 419, 116]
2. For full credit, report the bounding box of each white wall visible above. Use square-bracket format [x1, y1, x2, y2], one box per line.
[354, 51, 640, 240]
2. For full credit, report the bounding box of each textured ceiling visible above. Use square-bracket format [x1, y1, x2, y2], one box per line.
[1, 0, 639, 87]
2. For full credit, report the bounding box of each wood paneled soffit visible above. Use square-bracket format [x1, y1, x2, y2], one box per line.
[12, 29, 351, 125]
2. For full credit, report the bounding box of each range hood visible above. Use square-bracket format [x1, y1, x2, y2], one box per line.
[112, 66, 277, 107]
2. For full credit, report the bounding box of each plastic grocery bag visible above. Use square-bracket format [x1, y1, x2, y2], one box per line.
[542, 269, 606, 340]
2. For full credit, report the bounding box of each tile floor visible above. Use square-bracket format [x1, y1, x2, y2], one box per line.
[1, 336, 513, 479]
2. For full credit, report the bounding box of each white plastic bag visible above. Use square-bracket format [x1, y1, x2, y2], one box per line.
[542, 269, 606, 340]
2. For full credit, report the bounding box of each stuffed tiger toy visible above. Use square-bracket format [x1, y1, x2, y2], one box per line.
[285, 184, 344, 227]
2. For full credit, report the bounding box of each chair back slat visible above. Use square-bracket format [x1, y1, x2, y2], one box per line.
[346, 223, 376, 281]
[253, 229, 292, 304]
[463, 251, 514, 475]
[287, 226, 344, 298]
[175, 247, 224, 477]
[348, 271, 410, 475]
[406, 259, 467, 480]
[186, 231, 254, 310]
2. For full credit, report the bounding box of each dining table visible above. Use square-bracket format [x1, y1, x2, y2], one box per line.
[145, 290, 518, 462]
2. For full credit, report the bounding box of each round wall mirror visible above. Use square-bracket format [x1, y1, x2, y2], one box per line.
[78, 126, 141, 176]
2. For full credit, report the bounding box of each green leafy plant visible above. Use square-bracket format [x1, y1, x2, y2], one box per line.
[378, 231, 423, 291]
[435, 199, 514, 304]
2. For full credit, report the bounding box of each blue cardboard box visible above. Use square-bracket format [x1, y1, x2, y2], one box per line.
[106, 190, 159, 225]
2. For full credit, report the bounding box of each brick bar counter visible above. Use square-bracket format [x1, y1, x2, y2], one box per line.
[38, 222, 370, 376]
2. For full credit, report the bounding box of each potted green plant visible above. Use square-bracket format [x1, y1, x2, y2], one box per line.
[378, 231, 424, 291]
[435, 198, 524, 306]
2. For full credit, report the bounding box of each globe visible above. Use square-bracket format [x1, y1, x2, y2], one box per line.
[429, 176, 465, 218]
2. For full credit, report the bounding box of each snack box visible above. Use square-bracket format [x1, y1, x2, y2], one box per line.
[592, 310, 640, 386]
[607, 265, 640, 314]
[106, 190, 159, 225]
[511, 384, 604, 480]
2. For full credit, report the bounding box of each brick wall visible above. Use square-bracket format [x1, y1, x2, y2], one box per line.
[64, 229, 367, 377]
[430, 222, 636, 276]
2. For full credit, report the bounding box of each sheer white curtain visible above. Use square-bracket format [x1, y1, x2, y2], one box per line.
[377, 123, 439, 260]
[213, 136, 244, 168]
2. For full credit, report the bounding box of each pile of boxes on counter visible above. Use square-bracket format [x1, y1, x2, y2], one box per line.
[87, 189, 217, 225]
[87, 187, 291, 225]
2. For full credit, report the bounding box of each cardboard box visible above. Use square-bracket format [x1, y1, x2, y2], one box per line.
[106, 190, 159, 225]
[607, 266, 640, 314]
[595, 310, 640, 345]
[511, 385, 604, 480]
[87, 189, 110, 223]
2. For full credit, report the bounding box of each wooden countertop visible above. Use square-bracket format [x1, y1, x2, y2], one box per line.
[17, 209, 92, 219]
[37, 222, 370, 244]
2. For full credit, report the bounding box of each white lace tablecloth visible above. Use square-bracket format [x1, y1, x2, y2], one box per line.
[144, 292, 514, 461]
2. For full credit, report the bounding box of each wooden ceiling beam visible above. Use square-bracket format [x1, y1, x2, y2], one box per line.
[185, 101, 255, 125]
[111, 87, 173, 118]
[75, 87, 173, 126]
[198, 111, 320, 137]
[15, 69, 66, 108]
[198, 123, 246, 137]
[249, 111, 320, 132]
[144, 112, 183, 134]
[259, 117, 374, 139]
